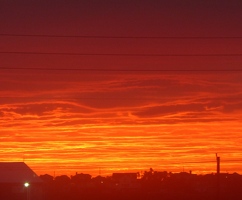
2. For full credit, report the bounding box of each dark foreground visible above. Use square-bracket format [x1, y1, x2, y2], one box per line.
[2, 170, 242, 200]
[41, 171, 242, 200]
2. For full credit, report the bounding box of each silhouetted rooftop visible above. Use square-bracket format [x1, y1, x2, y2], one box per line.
[0, 162, 42, 183]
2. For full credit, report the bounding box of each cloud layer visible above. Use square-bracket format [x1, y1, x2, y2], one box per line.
[1, 68, 242, 176]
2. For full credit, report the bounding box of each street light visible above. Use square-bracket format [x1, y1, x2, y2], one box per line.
[24, 182, 30, 200]
[24, 182, 30, 188]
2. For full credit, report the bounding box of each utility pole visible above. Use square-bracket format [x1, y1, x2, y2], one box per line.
[216, 153, 220, 200]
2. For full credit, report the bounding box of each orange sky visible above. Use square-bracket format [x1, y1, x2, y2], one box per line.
[1, 0, 242, 176]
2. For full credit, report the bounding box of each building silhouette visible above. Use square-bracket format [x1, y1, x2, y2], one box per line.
[0, 162, 43, 200]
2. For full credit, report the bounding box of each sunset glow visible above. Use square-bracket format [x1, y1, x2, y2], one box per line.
[1, 1, 242, 176]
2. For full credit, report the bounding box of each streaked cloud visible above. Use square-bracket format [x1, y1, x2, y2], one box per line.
[1, 69, 242, 176]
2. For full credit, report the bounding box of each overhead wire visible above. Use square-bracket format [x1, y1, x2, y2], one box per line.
[1, 51, 242, 57]
[1, 67, 242, 72]
[1, 96, 242, 100]
[1, 33, 242, 39]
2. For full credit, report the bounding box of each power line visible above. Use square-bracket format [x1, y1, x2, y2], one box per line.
[1, 96, 242, 100]
[167, 159, 242, 165]
[221, 159, 242, 163]
[1, 33, 242, 39]
[168, 159, 242, 166]
[1, 67, 242, 72]
[1, 51, 242, 57]
[0, 95, 162, 99]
